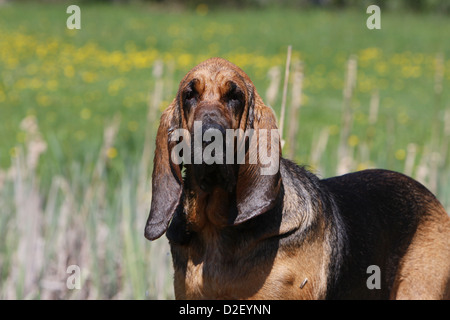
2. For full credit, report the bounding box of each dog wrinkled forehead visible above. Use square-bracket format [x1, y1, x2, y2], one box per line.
[179, 57, 253, 92]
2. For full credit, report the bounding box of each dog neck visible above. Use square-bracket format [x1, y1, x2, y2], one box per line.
[184, 185, 231, 232]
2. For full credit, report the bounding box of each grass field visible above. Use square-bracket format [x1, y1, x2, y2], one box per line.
[0, 2, 449, 299]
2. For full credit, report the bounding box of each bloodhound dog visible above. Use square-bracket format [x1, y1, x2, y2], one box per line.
[144, 57, 450, 300]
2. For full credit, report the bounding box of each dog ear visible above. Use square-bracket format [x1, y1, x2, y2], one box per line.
[144, 101, 183, 240]
[232, 87, 282, 225]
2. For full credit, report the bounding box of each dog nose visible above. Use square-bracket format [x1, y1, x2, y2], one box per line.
[201, 108, 223, 125]
[202, 123, 226, 146]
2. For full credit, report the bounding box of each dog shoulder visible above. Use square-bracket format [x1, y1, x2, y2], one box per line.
[321, 169, 444, 215]
[319, 168, 449, 299]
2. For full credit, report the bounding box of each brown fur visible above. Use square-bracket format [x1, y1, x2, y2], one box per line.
[391, 202, 450, 300]
[145, 57, 450, 300]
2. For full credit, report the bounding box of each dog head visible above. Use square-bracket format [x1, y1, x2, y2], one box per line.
[144, 57, 281, 240]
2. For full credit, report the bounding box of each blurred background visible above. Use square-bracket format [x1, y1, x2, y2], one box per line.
[0, 0, 449, 299]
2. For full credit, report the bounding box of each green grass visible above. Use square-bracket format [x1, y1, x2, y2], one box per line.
[1, 4, 449, 174]
[0, 2, 449, 299]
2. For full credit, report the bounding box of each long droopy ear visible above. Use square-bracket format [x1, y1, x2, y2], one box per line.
[233, 88, 282, 225]
[144, 101, 183, 240]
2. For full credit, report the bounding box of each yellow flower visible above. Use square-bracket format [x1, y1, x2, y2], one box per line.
[397, 111, 409, 124]
[108, 51, 124, 67]
[129, 52, 150, 69]
[177, 54, 193, 68]
[375, 61, 388, 75]
[401, 65, 421, 78]
[106, 147, 118, 159]
[6, 57, 18, 69]
[348, 135, 359, 147]
[119, 60, 132, 73]
[82, 71, 98, 83]
[16, 132, 26, 143]
[359, 47, 382, 67]
[26, 63, 39, 75]
[395, 149, 406, 161]
[29, 78, 43, 89]
[328, 125, 340, 136]
[36, 94, 51, 107]
[80, 108, 91, 120]
[127, 121, 139, 132]
[9, 147, 18, 158]
[15, 79, 27, 90]
[46, 80, 59, 91]
[36, 44, 48, 58]
[108, 79, 125, 96]
[64, 65, 75, 78]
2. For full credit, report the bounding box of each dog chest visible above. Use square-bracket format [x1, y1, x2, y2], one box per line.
[171, 238, 328, 300]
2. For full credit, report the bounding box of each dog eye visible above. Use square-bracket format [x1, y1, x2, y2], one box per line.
[185, 88, 196, 100]
[183, 86, 198, 111]
[225, 82, 244, 110]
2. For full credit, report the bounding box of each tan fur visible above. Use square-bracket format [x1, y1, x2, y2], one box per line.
[174, 176, 331, 300]
[185, 185, 230, 231]
[391, 202, 450, 300]
[147, 58, 450, 300]
[174, 225, 331, 299]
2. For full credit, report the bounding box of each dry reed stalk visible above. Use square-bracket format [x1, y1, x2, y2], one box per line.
[265, 66, 281, 108]
[40, 176, 74, 299]
[279, 45, 292, 148]
[429, 151, 440, 194]
[337, 55, 357, 175]
[20, 115, 47, 173]
[358, 142, 370, 168]
[310, 127, 330, 173]
[12, 154, 44, 299]
[404, 143, 417, 177]
[13, 116, 47, 298]
[441, 108, 450, 167]
[165, 60, 176, 98]
[416, 146, 430, 187]
[140, 60, 164, 180]
[153, 238, 172, 299]
[44, 175, 92, 300]
[0, 169, 5, 194]
[369, 89, 379, 126]
[385, 117, 396, 169]
[287, 61, 304, 160]
[80, 114, 121, 219]
[365, 89, 380, 152]
[3, 115, 48, 299]
[121, 181, 144, 299]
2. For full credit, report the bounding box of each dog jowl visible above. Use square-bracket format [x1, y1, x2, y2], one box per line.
[169, 121, 280, 192]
